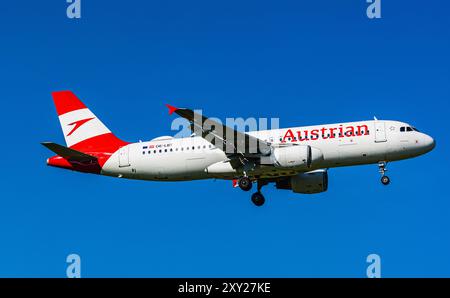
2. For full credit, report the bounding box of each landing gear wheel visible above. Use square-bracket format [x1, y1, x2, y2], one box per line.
[251, 192, 265, 207]
[378, 162, 390, 185]
[238, 177, 252, 191]
[381, 176, 390, 185]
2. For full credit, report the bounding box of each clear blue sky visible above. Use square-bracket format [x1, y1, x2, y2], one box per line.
[0, 0, 448, 277]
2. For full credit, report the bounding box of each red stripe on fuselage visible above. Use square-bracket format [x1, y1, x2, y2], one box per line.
[47, 133, 130, 173]
[70, 133, 129, 154]
[47, 155, 103, 174]
[47, 133, 129, 174]
[71, 133, 129, 169]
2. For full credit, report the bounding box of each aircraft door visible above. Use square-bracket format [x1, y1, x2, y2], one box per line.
[118, 145, 130, 167]
[374, 121, 387, 143]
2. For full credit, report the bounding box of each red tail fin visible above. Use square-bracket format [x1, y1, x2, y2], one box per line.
[51, 91, 128, 153]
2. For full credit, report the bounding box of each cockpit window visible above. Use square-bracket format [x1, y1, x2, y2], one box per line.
[400, 126, 418, 132]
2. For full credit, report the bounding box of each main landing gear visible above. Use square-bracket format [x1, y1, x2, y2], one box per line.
[238, 176, 252, 191]
[378, 161, 390, 186]
[251, 192, 265, 207]
[237, 176, 267, 207]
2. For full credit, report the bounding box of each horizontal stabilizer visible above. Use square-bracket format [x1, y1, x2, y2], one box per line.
[41, 142, 97, 163]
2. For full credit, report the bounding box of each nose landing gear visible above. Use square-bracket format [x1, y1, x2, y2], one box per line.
[381, 175, 390, 185]
[378, 161, 390, 185]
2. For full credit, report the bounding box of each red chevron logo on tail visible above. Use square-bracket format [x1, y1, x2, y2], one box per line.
[67, 117, 95, 136]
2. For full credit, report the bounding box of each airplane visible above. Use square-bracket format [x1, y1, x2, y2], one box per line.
[42, 91, 436, 206]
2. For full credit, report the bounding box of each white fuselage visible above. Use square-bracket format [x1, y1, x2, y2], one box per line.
[101, 120, 435, 181]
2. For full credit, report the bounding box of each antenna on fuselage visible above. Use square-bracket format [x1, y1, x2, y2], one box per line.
[374, 116, 378, 121]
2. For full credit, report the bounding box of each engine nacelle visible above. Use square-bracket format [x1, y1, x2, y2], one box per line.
[276, 169, 328, 194]
[270, 145, 323, 168]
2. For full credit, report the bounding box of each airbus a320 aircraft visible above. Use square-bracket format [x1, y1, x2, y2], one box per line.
[42, 91, 435, 206]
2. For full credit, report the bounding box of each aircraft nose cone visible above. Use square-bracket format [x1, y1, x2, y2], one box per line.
[424, 135, 436, 152]
[430, 138, 436, 150]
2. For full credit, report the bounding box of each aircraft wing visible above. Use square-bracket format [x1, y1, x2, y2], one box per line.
[166, 105, 272, 157]
[41, 142, 98, 163]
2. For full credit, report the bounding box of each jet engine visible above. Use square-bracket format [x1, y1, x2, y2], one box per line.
[276, 169, 328, 194]
[270, 145, 323, 169]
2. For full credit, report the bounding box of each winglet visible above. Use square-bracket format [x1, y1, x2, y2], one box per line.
[165, 104, 178, 115]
